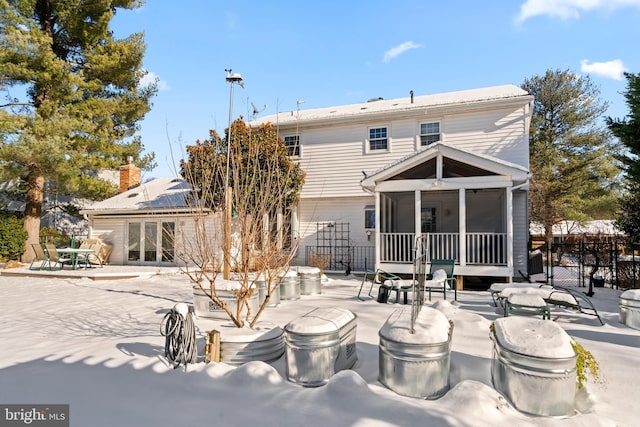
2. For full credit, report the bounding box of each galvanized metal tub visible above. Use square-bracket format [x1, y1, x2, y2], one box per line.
[378, 307, 452, 399]
[219, 322, 285, 365]
[491, 317, 577, 417]
[299, 267, 322, 295]
[192, 283, 259, 320]
[619, 289, 640, 330]
[256, 277, 280, 307]
[279, 271, 300, 300]
[284, 307, 357, 387]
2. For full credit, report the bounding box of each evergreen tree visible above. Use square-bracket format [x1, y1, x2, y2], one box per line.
[0, 0, 156, 261]
[607, 73, 640, 243]
[522, 69, 621, 245]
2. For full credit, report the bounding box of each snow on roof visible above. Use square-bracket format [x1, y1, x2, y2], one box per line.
[81, 177, 192, 214]
[530, 220, 623, 236]
[251, 85, 531, 126]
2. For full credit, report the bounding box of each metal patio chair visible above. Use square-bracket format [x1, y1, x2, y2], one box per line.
[29, 243, 48, 270]
[44, 243, 73, 270]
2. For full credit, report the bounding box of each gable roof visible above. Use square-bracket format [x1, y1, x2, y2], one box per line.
[360, 142, 529, 191]
[251, 85, 532, 128]
[80, 178, 195, 215]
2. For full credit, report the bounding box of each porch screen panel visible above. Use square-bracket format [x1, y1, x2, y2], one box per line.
[144, 222, 158, 262]
[128, 223, 141, 261]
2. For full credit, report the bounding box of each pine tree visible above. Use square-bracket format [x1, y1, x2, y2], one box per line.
[607, 73, 640, 243]
[522, 69, 621, 245]
[0, 0, 156, 261]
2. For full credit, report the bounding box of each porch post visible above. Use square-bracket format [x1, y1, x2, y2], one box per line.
[375, 191, 380, 270]
[506, 186, 514, 277]
[415, 190, 421, 244]
[459, 188, 466, 266]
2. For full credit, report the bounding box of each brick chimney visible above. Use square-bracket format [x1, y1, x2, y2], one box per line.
[119, 157, 141, 193]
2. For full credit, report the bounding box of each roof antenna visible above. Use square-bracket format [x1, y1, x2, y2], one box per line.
[410, 90, 414, 104]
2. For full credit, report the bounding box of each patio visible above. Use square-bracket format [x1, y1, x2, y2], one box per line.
[0, 266, 637, 426]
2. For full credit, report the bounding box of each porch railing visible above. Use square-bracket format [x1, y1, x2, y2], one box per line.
[380, 232, 507, 265]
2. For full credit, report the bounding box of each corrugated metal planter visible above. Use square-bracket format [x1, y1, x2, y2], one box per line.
[284, 307, 357, 387]
[279, 271, 300, 300]
[192, 283, 259, 320]
[619, 289, 640, 330]
[491, 317, 577, 417]
[256, 277, 280, 307]
[298, 266, 322, 295]
[219, 322, 285, 365]
[378, 307, 452, 399]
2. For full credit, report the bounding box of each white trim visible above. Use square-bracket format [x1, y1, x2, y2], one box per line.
[365, 124, 391, 154]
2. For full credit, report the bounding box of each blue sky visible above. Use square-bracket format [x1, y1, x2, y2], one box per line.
[111, 0, 640, 179]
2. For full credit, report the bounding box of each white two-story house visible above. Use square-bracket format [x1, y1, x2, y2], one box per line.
[251, 85, 533, 285]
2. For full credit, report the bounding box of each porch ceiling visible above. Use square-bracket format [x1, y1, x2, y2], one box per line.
[360, 142, 528, 191]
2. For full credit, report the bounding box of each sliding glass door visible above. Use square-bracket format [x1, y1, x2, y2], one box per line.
[127, 220, 175, 264]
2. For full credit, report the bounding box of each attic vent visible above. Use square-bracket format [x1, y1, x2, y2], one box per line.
[171, 178, 181, 183]
[367, 97, 384, 102]
[127, 193, 139, 198]
[360, 107, 367, 110]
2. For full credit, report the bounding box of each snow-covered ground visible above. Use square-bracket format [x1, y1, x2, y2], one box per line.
[0, 267, 638, 426]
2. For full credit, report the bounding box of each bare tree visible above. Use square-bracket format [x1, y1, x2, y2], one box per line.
[176, 120, 305, 328]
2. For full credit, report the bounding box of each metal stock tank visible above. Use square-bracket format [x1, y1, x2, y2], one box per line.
[378, 307, 453, 399]
[619, 289, 640, 330]
[278, 270, 300, 300]
[491, 317, 577, 417]
[192, 280, 259, 320]
[255, 274, 280, 307]
[284, 307, 357, 387]
[298, 266, 322, 295]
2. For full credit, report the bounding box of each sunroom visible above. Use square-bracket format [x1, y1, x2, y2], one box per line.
[360, 142, 530, 283]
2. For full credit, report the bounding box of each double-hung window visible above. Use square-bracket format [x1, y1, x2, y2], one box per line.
[284, 135, 300, 157]
[368, 127, 388, 151]
[420, 122, 440, 146]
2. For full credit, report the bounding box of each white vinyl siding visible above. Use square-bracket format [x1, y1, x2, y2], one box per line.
[277, 105, 528, 200]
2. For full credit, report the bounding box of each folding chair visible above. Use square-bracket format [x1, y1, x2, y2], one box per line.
[29, 243, 48, 270]
[44, 243, 73, 270]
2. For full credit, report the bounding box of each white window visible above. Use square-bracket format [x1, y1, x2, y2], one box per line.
[284, 135, 300, 157]
[368, 127, 388, 151]
[364, 205, 375, 229]
[420, 122, 440, 146]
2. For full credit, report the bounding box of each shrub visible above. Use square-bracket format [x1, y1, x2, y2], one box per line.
[571, 338, 600, 389]
[0, 213, 28, 262]
[40, 227, 72, 248]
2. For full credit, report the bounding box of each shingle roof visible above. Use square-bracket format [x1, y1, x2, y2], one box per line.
[251, 85, 531, 127]
[81, 177, 192, 214]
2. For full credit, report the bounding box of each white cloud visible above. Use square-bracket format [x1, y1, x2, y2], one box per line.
[580, 59, 628, 80]
[515, 0, 640, 23]
[140, 71, 169, 91]
[383, 41, 422, 63]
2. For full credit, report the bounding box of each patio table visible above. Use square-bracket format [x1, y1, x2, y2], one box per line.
[56, 248, 95, 270]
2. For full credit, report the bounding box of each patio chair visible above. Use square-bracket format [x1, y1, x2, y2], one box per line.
[44, 243, 73, 270]
[87, 243, 105, 267]
[357, 269, 401, 301]
[29, 243, 48, 270]
[426, 259, 457, 301]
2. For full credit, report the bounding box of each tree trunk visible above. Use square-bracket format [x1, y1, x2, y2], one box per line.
[21, 173, 44, 263]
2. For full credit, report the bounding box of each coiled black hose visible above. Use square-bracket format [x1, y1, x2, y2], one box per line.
[160, 304, 197, 369]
